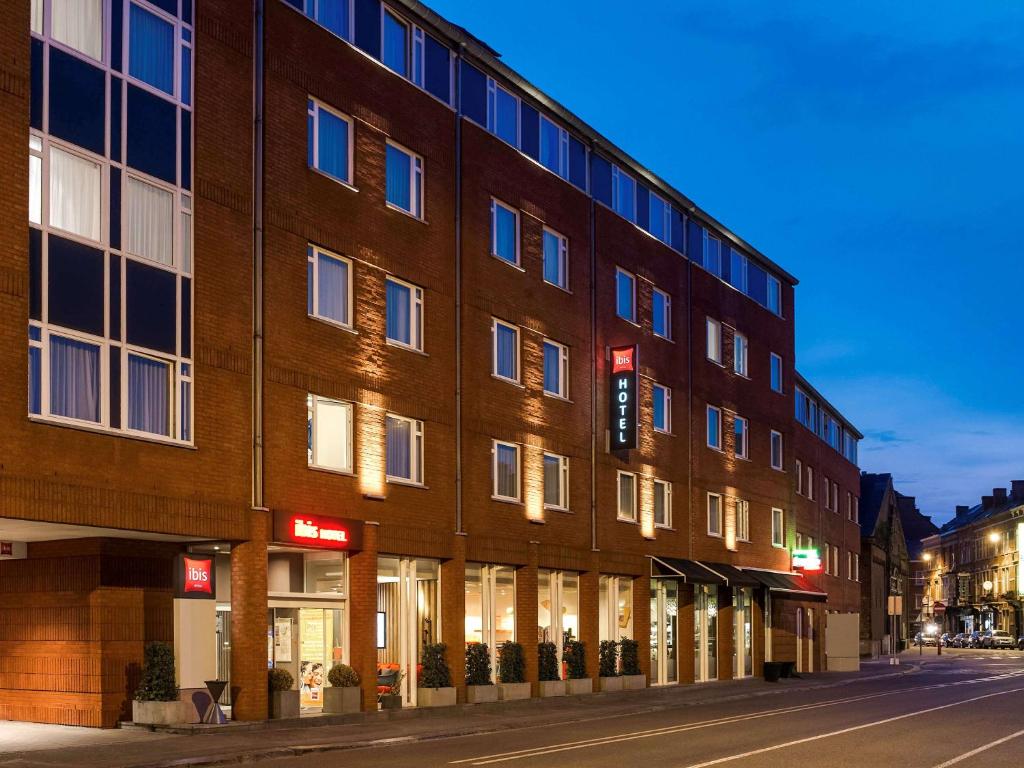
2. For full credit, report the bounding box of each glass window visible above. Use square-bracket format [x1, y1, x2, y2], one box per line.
[490, 200, 518, 265]
[617, 471, 636, 521]
[29, 137, 42, 225]
[733, 332, 748, 376]
[28, 327, 42, 415]
[49, 334, 100, 423]
[487, 80, 518, 146]
[52, 0, 103, 61]
[767, 275, 782, 315]
[770, 353, 783, 393]
[307, 246, 352, 328]
[707, 405, 721, 449]
[736, 499, 750, 542]
[126, 176, 174, 266]
[707, 493, 722, 537]
[314, 0, 351, 40]
[772, 508, 784, 547]
[612, 166, 636, 222]
[542, 227, 568, 289]
[127, 353, 172, 436]
[770, 430, 783, 470]
[649, 193, 670, 243]
[542, 339, 568, 398]
[308, 100, 352, 184]
[49, 146, 101, 242]
[734, 416, 747, 459]
[796, 459, 803, 494]
[385, 142, 423, 218]
[307, 394, 353, 472]
[615, 268, 636, 322]
[385, 277, 423, 351]
[654, 480, 671, 528]
[706, 318, 721, 363]
[543, 452, 569, 510]
[539, 115, 567, 177]
[492, 319, 519, 382]
[382, 9, 409, 76]
[493, 440, 520, 501]
[807, 466, 814, 500]
[652, 288, 671, 339]
[728, 248, 747, 292]
[31, 0, 42, 34]
[702, 231, 722, 277]
[386, 414, 423, 483]
[653, 383, 670, 433]
[129, 3, 175, 95]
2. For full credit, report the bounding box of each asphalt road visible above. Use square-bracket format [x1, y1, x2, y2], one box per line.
[261, 650, 1024, 768]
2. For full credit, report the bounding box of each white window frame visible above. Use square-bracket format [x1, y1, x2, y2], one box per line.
[807, 466, 815, 501]
[486, 78, 520, 147]
[733, 332, 748, 377]
[307, 245, 354, 330]
[385, 275, 423, 351]
[767, 274, 782, 316]
[770, 429, 783, 471]
[308, 98, 354, 186]
[543, 452, 570, 511]
[652, 383, 671, 433]
[707, 492, 723, 537]
[125, 350, 175, 438]
[707, 405, 722, 450]
[492, 440, 521, 502]
[491, 318, 520, 384]
[611, 164, 637, 223]
[617, 471, 637, 522]
[702, 230, 722, 277]
[542, 338, 569, 399]
[306, 394, 354, 474]
[490, 198, 520, 266]
[706, 318, 722, 364]
[734, 415, 748, 459]
[648, 192, 671, 244]
[770, 352, 783, 393]
[736, 499, 750, 542]
[771, 508, 785, 548]
[538, 114, 569, 179]
[381, 6, 411, 78]
[823, 476, 831, 510]
[47, 143, 103, 245]
[833, 482, 840, 513]
[653, 479, 672, 529]
[125, 172, 176, 268]
[541, 225, 569, 290]
[615, 267, 637, 323]
[796, 459, 803, 494]
[385, 414, 424, 485]
[652, 287, 671, 340]
[384, 139, 424, 219]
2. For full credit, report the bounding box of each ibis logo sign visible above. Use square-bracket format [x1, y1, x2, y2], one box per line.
[609, 345, 638, 451]
[175, 554, 216, 600]
[792, 548, 822, 572]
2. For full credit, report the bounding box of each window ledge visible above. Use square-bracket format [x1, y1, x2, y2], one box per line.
[543, 505, 572, 513]
[492, 374, 525, 389]
[617, 516, 639, 525]
[654, 524, 675, 532]
[28, 414, 195, 449]
[491, 496, 523, 506]
[308, 464, 355, 478]
[654, 428, 674, 436]
[543, 280, 572, 295]
[311, 167, 359, 193]
[542, 392, 572, 403]
[617, 315, 641, 328]
[491, 253, 525, 272]
[385, 202, 427, 224]
[707, 532, 723, 539]
[309, 314, 358, 335]
[386, 477, 428, 489]
[385, 338, 428, 356]
[654, 333, 674, 344]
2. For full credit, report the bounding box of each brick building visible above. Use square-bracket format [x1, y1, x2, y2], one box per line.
[0, 0, 861, 727]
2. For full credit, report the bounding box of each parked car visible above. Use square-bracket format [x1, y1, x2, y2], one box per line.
[951, 632, 969, 648]
[982, 630, 1016, 649]
[967, 631, 985, 648]
[914, 631, 938, 646]
[939, 633, 956, 647]
[1017, 635, 1024, 651]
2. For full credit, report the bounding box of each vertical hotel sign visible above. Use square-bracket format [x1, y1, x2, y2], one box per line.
[609, 345, 638, 451]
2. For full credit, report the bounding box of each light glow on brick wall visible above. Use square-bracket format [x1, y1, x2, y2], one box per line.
[640, 466, 655, 539]
[724, 486, 738, 551]
[358, 398, 386, 498]
[524, 444, 545, 523]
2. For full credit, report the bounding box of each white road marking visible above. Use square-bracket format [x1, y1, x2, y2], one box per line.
[931, 729, 1024, 767]
[676, 686, 1024, 768]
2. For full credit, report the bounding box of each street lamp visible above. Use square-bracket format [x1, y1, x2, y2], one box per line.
[923, 552, 932, 562]
[984, 580, 994, 592]
[989, 532, 1000, 544]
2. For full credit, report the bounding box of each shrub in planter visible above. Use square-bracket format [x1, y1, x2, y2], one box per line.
[465, 643, 497, 703]
[564, 640, 592, 694]
[133, 642, 188, 725]
[537, 641, 564, 697]
[619, 637, 646, 689]
[418, 643, 456, 707]
[380, 669, 404, 710]
[268, 667, 299, 719]
[324, 664, 361, 714]
[598, 640, 619, 678]
[497, 642, 530, 700]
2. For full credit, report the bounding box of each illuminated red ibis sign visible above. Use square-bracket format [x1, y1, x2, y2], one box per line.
[273, 513, 363, 551]
[175, 554, 215, 599]
[609, 345, 638, 451]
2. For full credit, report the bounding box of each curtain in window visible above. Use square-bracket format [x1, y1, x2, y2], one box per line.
[28, 346, 41, 415]
[180, 379, 191, 441]
[49, 147, 101, 241]
[542, 231, 560, 284]
[543, 343, 559, 393]
[317, 253, 348, 323]
[128, 354, 170, 435]
[386, 280, 410, 344]
[50, 335, 100, 422]
[543, 456, 559, 507]
[654, 487, 665, 525]
[385, 145, 411, 211]
[494, 206, 516, 262]
[539, 118, 560, 173]
[129, 4, 175, 95]
[30, 0, 42, 34]
[317, 0, 350, 38]
[619, 476, 634, 518]
[496, 444, 516, 497]
[386, 416, 411, 478]
[653, 390, 664, 429]
[616, 272, 633, 319]
[382, 12, 408, 77]
[315, 398, 349, 471]
[495, 324, 516, 378]
[52, 0, 103, 60]
[495, 89, 517, 145]
[317, 110, 349, 181]
[29, 153, 42, 225]
[126, 176, 174, 266]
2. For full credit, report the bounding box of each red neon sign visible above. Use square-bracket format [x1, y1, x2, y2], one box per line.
[293, 516, 349, 545]
[182, 557, 213, 595]
[611, 346, 635, 373]
[275, 513, 363, 551]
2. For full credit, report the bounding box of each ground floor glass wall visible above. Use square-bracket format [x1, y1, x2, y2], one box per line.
[465, 564, 516, 682]
[650, 579, 678, 685]
[732, 587, 753, 679]
[538, 570, 579, 674]
[377, 556, 440, 706]
[694, 584, 718, 682]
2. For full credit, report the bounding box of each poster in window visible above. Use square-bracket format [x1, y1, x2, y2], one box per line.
[299, 608, 325, 707]
[274, 618, 292, 663]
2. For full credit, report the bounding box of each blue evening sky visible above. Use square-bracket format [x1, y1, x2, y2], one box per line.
[428, 0, 1024, 524]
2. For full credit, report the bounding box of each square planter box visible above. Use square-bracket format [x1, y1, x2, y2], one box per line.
[270, 690, 300, 719]
[466, 685, 499, 704]
[621, 674, 646, 690]
[132, 700, 191, 726]
[379, 694, 403, 710]
[566, 678, 593, 695]
[323, 686, 361, 714]
[599, 676, 623, 692]
[418, 687, 456, 708]
[498, 682, 531, 701]
[538, 680, 565, 698]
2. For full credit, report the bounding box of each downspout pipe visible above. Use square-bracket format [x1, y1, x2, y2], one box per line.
[454, 45, 464, 534]
[252, 0, 265, 511]
[589, 169, 597, 553]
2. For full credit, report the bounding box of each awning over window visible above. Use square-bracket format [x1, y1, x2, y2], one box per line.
[739, 568, 828, 602]
[699, 562, 762, 587]
[650, 556, 727, 585]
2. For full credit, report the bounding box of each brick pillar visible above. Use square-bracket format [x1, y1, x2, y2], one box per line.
[580, 562, 600, 681]
[230, 508, 269, 721]
[441, 533, 467, 701]
[633, 572, 651, 682]
[678, 583, 695, 684]
[349, 522, 379, 712]
[717, 587, 734, 681]
[518, 543, 539, 693]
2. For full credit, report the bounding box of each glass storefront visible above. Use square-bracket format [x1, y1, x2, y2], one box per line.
[694, 584, 718, 682]
[465, 564, 516, 682]
[650, 580, 678, 684]
[376, 556, 440, 706]
[732, 587, 753, 678]
[538, 570, 579, 674]
[599, 575, 633, 643]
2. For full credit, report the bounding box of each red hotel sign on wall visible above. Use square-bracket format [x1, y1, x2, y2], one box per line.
[273, 512, 363, 551]
[175, 554, 215, 600]
[609, 345, 638, 451]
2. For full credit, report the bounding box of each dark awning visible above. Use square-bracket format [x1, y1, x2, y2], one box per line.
[650, 556, 727, 585]
[739, 568, 828, 602]
[699, 562, 762, 587]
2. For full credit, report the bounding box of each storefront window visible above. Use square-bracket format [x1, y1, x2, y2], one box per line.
[732, 587, 753, 678]
[538, 570, 579, 673]
[465, 563, 516, 682]
[695, 584, 718, 682]
[377, 556, 440, 705]
[650, 579, 678, 684]
[599, 575, 633, 642]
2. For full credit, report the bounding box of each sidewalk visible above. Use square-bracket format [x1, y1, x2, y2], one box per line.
[0, 665, 917, 768]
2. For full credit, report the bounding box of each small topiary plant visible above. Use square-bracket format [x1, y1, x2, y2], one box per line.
[135, 642, 179, 702]
[598, 640, 619, 677]
[564, 640, 587, 680]
[619, 637, 641, 676]
[498, 641, 525, 684]
[268, 667, 294, 692]
[465, 643, 492, 686]
[420, 642, 452, 689]
[327, 663, 360, 688]
[538, 641, 560, 682]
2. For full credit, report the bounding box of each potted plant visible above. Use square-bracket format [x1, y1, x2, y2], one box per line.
[268, 667, 299, 719]
[497, 641, 530, 700]
[379, 669, 404, 710]
[133, 642, 189, 725]
[323, 663, 361, 714]
[619, 638, 645, 689]
[537, 641, 564, 697]
[418, 643, 456, 707]
[465, 643, 498, 704]
[598, 639, 622, 692]
[563, 640, 592, 694]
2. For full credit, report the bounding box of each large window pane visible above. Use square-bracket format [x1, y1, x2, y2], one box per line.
[542, 229, 566, 288]
[315, 106, 350, 183]
[616, 269, 635, 321]
[316, 251, 350, 325]
[49, 147, 101, 242]
[126, 176, 174, 266]
[317, 0, 350, 39]
[491, 85, 518, 145]
[128, 353, 171, 436]
[613, 167, 636, 222]
[543, 454, 564, 508]
[52, 0, 103, 61]
[309, 395, 352, 472]
[382, 10, 409, 77]
[129, 4, 175, 95]
[539, 116, 563, 175]
[491, 202, 517, 264]
[495, 442, 518, 499]
[50, 335, 100, 423]
[543, 340, 565, 397]
[493, 322, 517, 380]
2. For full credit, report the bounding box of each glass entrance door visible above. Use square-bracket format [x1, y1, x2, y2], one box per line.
[377, 556, 440, 706]
[733, 587, 753, 678]
[267, 604, 346, 710]
[650, 580, 678, 684]
[694, 584, 718, 682]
